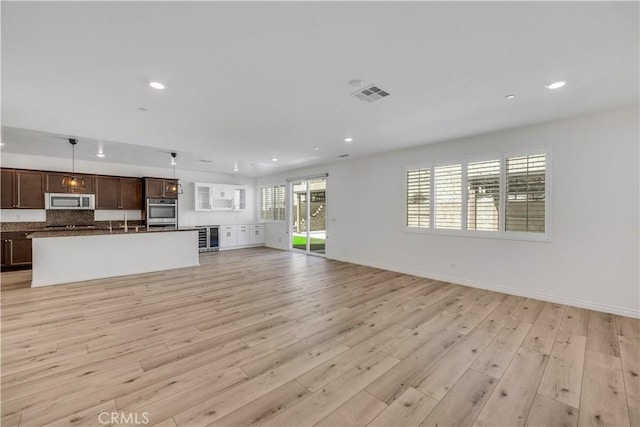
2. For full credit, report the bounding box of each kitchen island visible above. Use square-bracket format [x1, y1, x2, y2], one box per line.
[28, 228, 199, 287]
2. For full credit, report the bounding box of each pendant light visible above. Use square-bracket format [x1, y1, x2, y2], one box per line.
[165, 152, 183, 195]
[61, 139, 86, 191]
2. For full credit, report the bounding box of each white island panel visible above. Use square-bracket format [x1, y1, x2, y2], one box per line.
[31, 230, 199, 287]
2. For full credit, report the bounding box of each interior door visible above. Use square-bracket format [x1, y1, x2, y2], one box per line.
[290, 177, 326, 256]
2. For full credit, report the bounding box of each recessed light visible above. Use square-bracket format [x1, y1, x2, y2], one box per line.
[313, 147, 320, 151]
[348, 79, 364, 87]
[545, 81, 566, 90]
[96, 153, 105, 158]
[149, 81, 165, 90]
[138, 107, 148, 112]
[271, 157, 279, 162]
[505, 94, 515, 100]
[344, 137, 353, 143]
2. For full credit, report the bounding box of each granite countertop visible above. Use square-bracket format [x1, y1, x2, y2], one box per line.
[1, 220, 144, 233]
[27, 227, 200, 239]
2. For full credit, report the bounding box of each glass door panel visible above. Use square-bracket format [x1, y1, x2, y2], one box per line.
[308, 178, 326, 255]
[291, 181, 308, 251]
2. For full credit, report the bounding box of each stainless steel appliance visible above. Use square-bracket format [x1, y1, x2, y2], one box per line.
[146, 198, 178, 228]
[45, 193, 95, 210]
[197, 225, 219, 252]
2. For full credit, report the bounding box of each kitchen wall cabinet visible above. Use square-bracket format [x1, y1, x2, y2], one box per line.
[120, 178, 143, 209]
[234, 188, 247, 210]
[96, 176, 143, 210]
[194, 182, 247, 211]
[1, 232, 32, 268]
[1, 169, 45, 209]
[46, 172, 95, 194]
[194, 183, 212, 211]
[144, 178, 179, 199]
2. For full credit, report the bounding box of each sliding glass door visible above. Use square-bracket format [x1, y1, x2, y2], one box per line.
[291, 177, 326, 255]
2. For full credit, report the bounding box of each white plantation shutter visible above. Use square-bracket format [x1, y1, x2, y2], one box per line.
[260, 185, 286, 221]
[259, 187, 268, 220]
[274, 185, 286, 221]
[406, 168, 430, 228]
[434, 164, 462, 230]
[506, 154, 546, 233]
[467, 160, 500, 231]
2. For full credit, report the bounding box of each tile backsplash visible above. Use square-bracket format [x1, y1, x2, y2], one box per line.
[46, 210, 95, 226]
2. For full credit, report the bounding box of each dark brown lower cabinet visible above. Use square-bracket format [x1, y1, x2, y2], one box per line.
[1, 232, 33, 268]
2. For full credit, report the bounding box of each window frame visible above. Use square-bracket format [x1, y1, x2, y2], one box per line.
[404, 148, 551, 242]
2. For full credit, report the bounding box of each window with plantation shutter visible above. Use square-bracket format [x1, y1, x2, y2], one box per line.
[434, 164, 462, 230]
[406, 168, 430, 228]
[260, 185, 286, 221]
[506, 154, 546, 233]
[467, 160, 500, 231]
[405, 149, 549, 240]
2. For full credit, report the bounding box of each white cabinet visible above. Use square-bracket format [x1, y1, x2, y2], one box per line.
[211, 184, 235, 210]
[250, 224, 265, 245]
[219, 225, 238, 248]
[237, 225, 250, 246]
[234, 188, 246, 211]
[219, 224, 264, 250]
[194, 182, 247, 211]
[194, 183, 212, 211]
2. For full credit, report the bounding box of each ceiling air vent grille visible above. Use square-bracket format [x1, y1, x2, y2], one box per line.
[351, 84, 390, 103]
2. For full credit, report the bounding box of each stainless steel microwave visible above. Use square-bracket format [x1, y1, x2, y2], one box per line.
[45, 193, 95, 210]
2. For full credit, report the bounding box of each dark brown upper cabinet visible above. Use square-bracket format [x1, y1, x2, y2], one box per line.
[1, 169, 45, 209]
[144, 178, 179, 199]
[46, 172, 95, 194]
[120, 177, 143, 209]
[96, 176, 143, 210]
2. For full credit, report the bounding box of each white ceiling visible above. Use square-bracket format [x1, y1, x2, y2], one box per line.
[1, 1, 638, 177]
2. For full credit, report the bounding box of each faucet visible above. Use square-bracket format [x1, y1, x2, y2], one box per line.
[108, 220, 113, 232]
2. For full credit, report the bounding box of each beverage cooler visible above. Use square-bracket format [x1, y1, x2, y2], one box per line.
[197, 225, 219, 252]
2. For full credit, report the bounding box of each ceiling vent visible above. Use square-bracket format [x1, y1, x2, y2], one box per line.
[351, 84, 390, 103]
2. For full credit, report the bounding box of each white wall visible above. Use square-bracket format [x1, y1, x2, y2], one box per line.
[258, 106, 640, 318]
[0, 153, 258, 226]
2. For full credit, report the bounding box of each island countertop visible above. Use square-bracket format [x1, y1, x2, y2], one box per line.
[27, 227, 202, 239]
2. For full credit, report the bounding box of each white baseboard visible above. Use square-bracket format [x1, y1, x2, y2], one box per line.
[330, 255, 640, 319]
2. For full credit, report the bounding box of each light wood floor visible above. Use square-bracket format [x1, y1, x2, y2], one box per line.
[1, 248, 638, 427]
